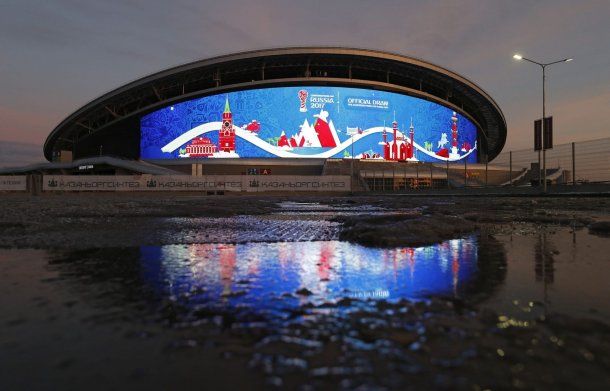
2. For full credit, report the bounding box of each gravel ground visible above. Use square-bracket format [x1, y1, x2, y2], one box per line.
[1, 193, 609, 249]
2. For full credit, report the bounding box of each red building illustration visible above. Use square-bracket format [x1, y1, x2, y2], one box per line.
[382, 126, 389, 159]
[436, 148, 449, 158]
[391, 120, 398, 159]
[185, 137, 217, 157]
[244, 120, 260, 133]
[382, 120, 416, 161]
[361, 152, 381, 159]
[277, 131, 290, 148]
[290, 135, 305, 147]
[219, 97, 235, 152]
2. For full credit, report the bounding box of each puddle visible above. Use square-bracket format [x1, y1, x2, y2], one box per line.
[138, 237, 487, 312]
[0, 236, 498, 325]
[483, 227, 610, 323]
[1, 222, 610, 389]
[2, 227, 609, 324]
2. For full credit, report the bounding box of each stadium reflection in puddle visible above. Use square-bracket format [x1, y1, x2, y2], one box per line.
[139, 236, 484, 312]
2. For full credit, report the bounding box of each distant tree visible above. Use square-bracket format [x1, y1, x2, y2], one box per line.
[266, 136, 280, 145]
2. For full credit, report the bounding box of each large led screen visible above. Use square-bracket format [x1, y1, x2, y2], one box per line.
[140, 86, 478, 162]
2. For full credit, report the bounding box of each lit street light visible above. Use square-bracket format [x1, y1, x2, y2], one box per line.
[513, 53, 572, 192]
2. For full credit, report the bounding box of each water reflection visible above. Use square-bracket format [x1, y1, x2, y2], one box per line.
[535, 232, 555, 284]
[139, 237, 484, 312]
[485, 227, 610, 322]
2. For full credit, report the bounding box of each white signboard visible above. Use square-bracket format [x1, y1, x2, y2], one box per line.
[0, 176, 27, 191]
[42, 175, 350, 192]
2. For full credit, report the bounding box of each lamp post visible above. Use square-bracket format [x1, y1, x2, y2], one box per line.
[513, 53, 572, 193]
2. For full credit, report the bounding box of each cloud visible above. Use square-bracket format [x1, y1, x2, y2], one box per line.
[0, 0, 608, 151]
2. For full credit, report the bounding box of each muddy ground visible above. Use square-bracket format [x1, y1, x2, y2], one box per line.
[1, 193, 609, 248]
[1, 193, 610, 390]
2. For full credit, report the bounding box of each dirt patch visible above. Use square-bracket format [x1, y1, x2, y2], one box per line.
[0, 193, 609, 249]
[589, 221, 610, 236]
[335, 213, 476, 247]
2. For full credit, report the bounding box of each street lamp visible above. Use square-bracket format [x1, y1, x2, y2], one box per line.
[513, 53, 572, 192]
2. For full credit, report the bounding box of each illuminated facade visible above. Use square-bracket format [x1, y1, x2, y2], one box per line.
[43, 48, 506, 164]
[141, 85, 480, 163]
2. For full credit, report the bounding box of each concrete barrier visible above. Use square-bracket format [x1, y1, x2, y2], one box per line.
[0, 176, 27, 191]
[242, 176, 349, 192]
[42, 175, 351, 192]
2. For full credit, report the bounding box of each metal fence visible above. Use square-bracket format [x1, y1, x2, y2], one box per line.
[493, 137, 610, 183]
[358, 162, 514, 190]
[355, 137, 610, 191]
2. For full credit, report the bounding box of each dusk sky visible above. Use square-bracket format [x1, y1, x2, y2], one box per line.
[1, 0, 609, 164]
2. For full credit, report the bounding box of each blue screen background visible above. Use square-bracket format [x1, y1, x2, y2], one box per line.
[140, 85, 478, 163]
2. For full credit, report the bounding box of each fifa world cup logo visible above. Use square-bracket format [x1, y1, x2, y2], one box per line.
[298, 89, 308, 112]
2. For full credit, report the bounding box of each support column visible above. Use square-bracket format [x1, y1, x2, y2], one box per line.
[538, 150, 541, 186]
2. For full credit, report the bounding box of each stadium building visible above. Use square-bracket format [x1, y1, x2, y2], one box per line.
[37, 47, 509, 187]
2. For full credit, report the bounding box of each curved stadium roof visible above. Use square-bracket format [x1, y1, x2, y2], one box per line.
[44, 47, 507, 162]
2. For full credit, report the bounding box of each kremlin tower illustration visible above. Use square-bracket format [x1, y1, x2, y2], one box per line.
[218, 97, 236, 153]
[181, 96, 239, 158]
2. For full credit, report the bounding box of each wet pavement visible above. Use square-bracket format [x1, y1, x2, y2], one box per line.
[485, 227, 610, 323]
[1, 199, 610, 389]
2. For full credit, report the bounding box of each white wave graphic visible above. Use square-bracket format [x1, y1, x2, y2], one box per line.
[160, 123, 476, 161]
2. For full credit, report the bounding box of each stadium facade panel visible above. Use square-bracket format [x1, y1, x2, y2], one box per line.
[44, 48, 507, 164]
